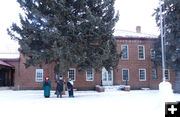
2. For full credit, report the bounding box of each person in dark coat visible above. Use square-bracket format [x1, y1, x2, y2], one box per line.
[43, 76, 51, 98]
[56, 76, 64, 98]
[67, 78, 74, 97]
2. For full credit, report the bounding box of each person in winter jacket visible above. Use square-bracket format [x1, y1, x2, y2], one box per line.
[43, 76, 51, 98]
[56, 76, 64, 98]
[67, 78, 74, 97]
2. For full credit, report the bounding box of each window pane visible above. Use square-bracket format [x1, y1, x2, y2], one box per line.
[138, 46, 145, 59]
[139, 69, 146, 81]
[121, 45, 128, 59]
[35, 69, 43, 82]
[122, 69, 129, 81]
[86, 69, 94, 81]
[151, 49, 155, 59]
[68, 69, 75, 81]
[165, 69, 170, 80]
[108, 71, 112, 81]
[103, 72, 107, 81]
[152, 68, 157, 80]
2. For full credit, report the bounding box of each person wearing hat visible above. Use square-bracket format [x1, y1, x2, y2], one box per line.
[43, 76, 51, 98]
[67, 77, 74, 97]
[56, 76, 64, 98]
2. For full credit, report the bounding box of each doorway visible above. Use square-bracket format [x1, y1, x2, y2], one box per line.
[0, 68, 14, 87]
[102, 67, 113, 86]
[0, 70, 5, 86]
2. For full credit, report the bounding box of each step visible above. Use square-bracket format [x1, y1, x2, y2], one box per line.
[102, 85, 121, 91]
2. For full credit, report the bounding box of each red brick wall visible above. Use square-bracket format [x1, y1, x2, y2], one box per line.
[73, 70, 102, 90]
[113, 37, 175, 89]
[17, 54, 102, 90]
[13, 37, 175, 90]
[113, 38, 153, 89]
[16, 55, 57, 90]
[149, 66, 175, 89]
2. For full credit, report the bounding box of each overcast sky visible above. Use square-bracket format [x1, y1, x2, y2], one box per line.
[114, 0, 159, 34]
[0, 0, 159, 53]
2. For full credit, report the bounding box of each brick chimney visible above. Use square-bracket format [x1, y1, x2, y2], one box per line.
[136, 26, 141, 33]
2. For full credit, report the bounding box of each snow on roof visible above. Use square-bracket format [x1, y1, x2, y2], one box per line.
[0, 53, 20, 59]
[0, 29, 157, 60]
[0, 42, 20, 59]
[114, 29, 158, 39]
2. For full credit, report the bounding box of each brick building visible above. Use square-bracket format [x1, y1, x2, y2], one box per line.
[0, 28, 175, 90]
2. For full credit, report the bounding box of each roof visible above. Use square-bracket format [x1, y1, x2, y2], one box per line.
[0, 30, 157, 60]
[113, 29, 158, 39]
[0, 60, 13, 67]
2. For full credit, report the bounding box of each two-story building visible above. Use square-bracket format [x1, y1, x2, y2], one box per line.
[0, 27, 175, 90]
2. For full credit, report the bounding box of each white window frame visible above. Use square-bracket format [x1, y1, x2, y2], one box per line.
[121, 45, 129, 60]
[138, 45, 145, 60]
[139, 69, 146, 81]
[150, 48, 155, 59]
[35, 69, 43, 82]
[165, 69, 170, 80]
[86, 68, 94, 81]
[122, 68, 129, 81]
[68, 68, 76, 81]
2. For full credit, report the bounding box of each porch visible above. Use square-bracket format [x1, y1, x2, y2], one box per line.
[0, 60, 14, 87]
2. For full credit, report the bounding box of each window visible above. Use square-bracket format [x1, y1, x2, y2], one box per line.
[86, 69, 94, 81]
[68, 68, 76, 81]
[122, 69, 129, 81]
[165, 69, 170, 80]
[138, 45, 145, 60]
[35, 69, 43, 82]
[150, 48, 155, 59]
[121, 45, 128, 60]
[139, 69, 146, 81]
[108, 71, 113, 81]
[152, 68, 157, 80]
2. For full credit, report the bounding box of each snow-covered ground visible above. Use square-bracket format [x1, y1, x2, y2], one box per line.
[0, 90, 180, 117]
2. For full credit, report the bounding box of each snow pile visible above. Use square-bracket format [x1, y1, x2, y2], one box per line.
[159, 81, 175, 103]
[0, 90, 180, 117]
[158, 81, 175, 115]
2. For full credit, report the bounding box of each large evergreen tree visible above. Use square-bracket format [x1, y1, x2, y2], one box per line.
[154, 0, 180, 93]
[8, 0, 119, 77]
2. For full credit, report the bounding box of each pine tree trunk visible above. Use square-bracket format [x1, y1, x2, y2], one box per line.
[173, 70, 180, 93]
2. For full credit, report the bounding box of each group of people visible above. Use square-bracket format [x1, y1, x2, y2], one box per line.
[43, 76, 74, 98]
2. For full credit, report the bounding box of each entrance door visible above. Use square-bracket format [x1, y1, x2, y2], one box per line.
[102, 67, 113, 86]
[0, 70, 5, 86]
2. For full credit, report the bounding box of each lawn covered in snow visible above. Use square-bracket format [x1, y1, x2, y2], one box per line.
[0, 90, 180, 117]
